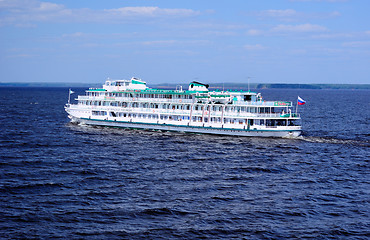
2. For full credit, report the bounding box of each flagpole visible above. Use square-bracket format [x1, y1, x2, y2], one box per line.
[295, 98, 298, 116]
[68, 88, 71, 105]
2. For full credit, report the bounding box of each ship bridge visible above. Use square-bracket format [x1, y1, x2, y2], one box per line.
[188, 81, 209, 91]
[103, 77, 147, 91]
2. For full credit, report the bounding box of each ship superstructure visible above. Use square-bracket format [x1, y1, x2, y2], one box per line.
[65, 77, 302, 137]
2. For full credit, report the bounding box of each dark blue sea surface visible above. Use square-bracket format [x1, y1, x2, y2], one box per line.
[0, 87, 369, 239]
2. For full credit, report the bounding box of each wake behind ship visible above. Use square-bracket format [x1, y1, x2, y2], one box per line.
[65, 77, 302, 137]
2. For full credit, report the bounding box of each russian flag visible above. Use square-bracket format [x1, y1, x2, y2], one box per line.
[298, 96, 306, 105]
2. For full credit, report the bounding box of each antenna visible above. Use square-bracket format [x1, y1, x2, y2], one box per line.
[248, 77, 250, 92]
[247, 76, 254, 92]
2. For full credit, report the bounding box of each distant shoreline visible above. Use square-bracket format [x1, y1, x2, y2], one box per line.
[0, 82, 369, 90]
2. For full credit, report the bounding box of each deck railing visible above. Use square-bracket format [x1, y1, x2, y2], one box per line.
[77, 96, 293, 107]
[67, 104, 300, 118]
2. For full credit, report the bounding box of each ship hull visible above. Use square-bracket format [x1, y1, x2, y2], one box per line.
[69, 115, 301, 138]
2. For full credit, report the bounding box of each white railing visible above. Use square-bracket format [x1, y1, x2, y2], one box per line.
[68, 104, 300, 119]
[77, 96, 294, 108]
[77, 96, 193, 104]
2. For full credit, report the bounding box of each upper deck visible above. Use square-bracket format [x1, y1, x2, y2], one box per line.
[82, 77, 292, 107]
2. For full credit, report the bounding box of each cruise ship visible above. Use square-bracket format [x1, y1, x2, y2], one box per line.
[65, 77, 302, 137]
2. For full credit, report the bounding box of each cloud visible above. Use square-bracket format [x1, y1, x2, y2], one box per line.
[38, 2, 64, 11]
[0, 0, 200, 26]
[244, 44, 265, 51]
[104, 6, 199, 18]
[289, 0, 348, 2]
[258, 9, 298, 18]
[75, 39, 211, 49]
[342, 41, 370, 47]
[141, 40, 210, 47]
[62, 32, 85, 38]
[310, 32, 354, 39]
[271, 23, 327, 33]
[252, 9, 340, 21]
[246, 29, 264, 36]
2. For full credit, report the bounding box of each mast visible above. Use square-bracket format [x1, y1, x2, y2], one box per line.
[68, 89, 74, 105]
[68, 89, 71, 105]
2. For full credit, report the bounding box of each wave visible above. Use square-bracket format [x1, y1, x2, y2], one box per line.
[297, 135, 369, 147]
[67, 122, 369, 147]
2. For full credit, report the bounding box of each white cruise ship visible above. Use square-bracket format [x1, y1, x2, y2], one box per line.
[65, 77, 302, 137]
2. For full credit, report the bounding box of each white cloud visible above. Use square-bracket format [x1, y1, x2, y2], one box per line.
[271, 24, 327, 33]
[290, 0, 348, 2]
[61, 32, 86, 38]
[342, 41, 370, 47]
[259, 9, 298, 18]
[0, 0, 200, 26]
[142, 40, 178, 46]
[38, 2, 63, 11]
[246, 29, 263, 36]
[104, 6, 199, 18]
[289, 49, 308, 55]
[310, 33, 354, 39]
[141, 40, 210, 46]
[244, 44, 265, 51]
[252, 9, 340, 21]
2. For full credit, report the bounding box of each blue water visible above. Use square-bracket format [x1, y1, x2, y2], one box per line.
[0, 87, 369, 239]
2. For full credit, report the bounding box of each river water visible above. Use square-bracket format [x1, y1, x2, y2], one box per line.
[0, 87, 369, 239]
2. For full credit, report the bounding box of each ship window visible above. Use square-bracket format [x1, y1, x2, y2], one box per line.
[266, 119, 275, 126]
[288, 120, 298, 126]
[276, 120, 286, 126]
[92, 111, 107, 116]
[244, 95, 251, 101]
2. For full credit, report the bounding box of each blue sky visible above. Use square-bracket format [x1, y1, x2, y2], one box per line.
[1, 0, 369, 84]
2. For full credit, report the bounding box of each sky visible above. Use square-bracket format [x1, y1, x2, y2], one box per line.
[1, 0, 369, 84]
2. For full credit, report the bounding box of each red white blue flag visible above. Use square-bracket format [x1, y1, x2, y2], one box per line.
[297, 96, 306, 105]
